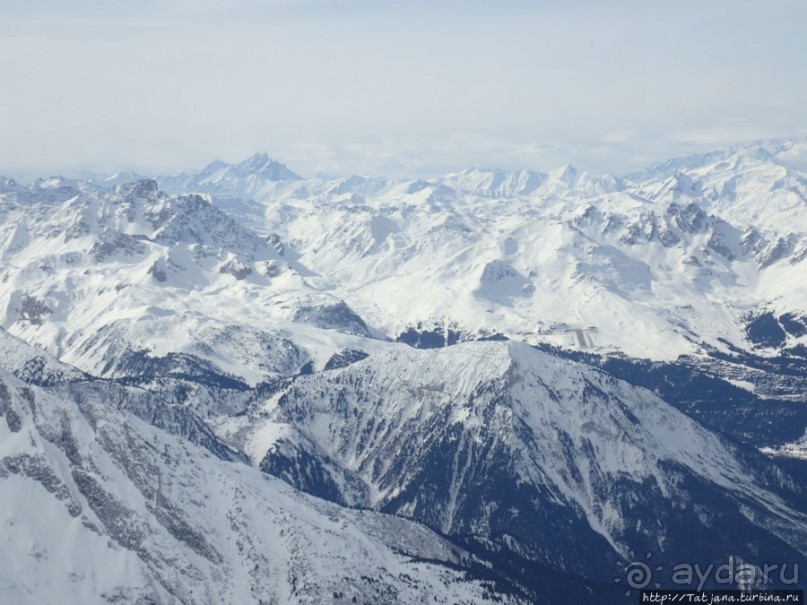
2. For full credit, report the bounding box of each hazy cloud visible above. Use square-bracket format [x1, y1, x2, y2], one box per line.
[2, 0, 806, 179]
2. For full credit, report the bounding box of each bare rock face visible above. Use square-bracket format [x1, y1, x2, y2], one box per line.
[90, 231, 147, 262]
[18, 294, 51, 326]
[0, 366, 529, 605]
[147, 261, 167, 282]
[219, 259, 252, 280]
[1, 142, 807, 604]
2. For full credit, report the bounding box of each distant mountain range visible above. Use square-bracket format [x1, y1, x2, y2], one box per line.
[1, 138, 806, 603]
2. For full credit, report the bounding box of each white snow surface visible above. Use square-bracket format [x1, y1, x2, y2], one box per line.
[1, 140, 807, 602]
[1, 139, 805, 384]
[0, 366, 517, 604]
[161, 140, 807, 360]
[237, 340, 807, 555]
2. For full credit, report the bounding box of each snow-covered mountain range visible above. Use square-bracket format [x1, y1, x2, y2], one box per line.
[2, 138, 806, 603]
[188, 141, 806, 362]
[0, 330, 528, 604]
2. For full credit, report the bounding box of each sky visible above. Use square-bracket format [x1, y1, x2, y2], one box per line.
[1, 0, 806, 180]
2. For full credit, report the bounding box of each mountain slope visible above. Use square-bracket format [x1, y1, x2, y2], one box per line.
[156, 143, 807, 362]
[0, 361, 535, 604]
[228, 341, 807, 588]
[157, 153, 302, 199]
[2, 140, 807, 602]
[0, 179, 373, 389]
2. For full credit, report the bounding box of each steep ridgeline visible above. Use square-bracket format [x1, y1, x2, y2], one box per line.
[1, 140, 807, 603]
[157, 153, 303, 199]
[0, 178, 371, 391]
[161, 141, 807, 362]
[147, 141, 807, 457]
[0, 348, 542, 604]
[242, 342, 807, 593]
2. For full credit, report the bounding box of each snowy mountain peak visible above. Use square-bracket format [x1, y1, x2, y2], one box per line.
[441, 167, 548, 197]
[0, 175, 23, 194]
[251, 339, 807, 583]
[103, 170, 150, 187]
[156, 153, 302, 198]
[228, 152, 302, 180]
[240, 151, 273, 170]
[3, 140, 807, 603]
[30, 176, 90, 198]
[628, 138, 807, 183]
[549, 163, 578, 184]
[113, 178, 160, 197]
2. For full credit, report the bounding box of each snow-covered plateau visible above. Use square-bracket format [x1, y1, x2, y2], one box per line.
[1, 138, 806, 603]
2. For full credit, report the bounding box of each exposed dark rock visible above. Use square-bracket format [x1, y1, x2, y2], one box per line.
[260, 437, 369, 508]
[746, 312, 787, 348]
[91, 230, 147, 262]
[147, 261, 167, 282]
[0, 379, 22, 433]
[18, 294, 51, 326]
[780, 313, 807, 338]
[3, 454, 82, 517]
[219, 259, 252, 280]
[324, 349, 369, 371]
[292, 302, 370, 336]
